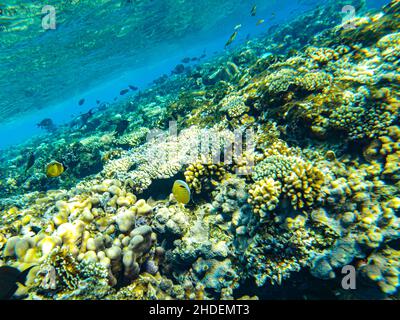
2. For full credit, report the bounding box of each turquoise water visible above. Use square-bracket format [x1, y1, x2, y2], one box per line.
[0, 0, 387, 149]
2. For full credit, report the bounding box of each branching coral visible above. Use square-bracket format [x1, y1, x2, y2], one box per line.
[248, 178, 282, 218]
[249, 152, 326, 214]
[184, 156, 228, 194]
[282, 160, 325, 210]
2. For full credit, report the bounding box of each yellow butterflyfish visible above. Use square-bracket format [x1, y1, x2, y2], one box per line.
[172, 180, 191, 205]
[46, 161, 65, 178]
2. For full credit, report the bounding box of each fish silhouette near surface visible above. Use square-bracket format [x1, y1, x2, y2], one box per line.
[0, 266, 35, 300]
[78, 98, 85, 106]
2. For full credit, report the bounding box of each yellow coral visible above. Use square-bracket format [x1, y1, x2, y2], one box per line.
[248, 178, 282, 218]
[184, 156, 227, 194]
[282, 161, 325, 210]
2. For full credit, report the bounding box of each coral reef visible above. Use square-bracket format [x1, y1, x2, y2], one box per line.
[0, 0, 399, 300]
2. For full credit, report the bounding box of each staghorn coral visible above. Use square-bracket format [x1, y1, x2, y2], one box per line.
[249, 147, 326, 214]
[305, 46, 339, 64]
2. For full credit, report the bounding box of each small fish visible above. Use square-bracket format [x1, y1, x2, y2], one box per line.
[256, 19, 265, 26]
[225, 31, 238, 47]
[251, 5, 257, 16]
[96, 100, 100, 104]
[80, 108, 94, 124]
[120, 89, 130, 96]
[234, 24, 242, 30]
[37, 118, 54, 128]
[115, 119, 129, 137]
[128, 85, 138, 91]
[25, 152, 35, 173]
[78, 98, 85, 106]
[181, 57, 191, 63]
[0, 266, 35, 300]
[37, 118, 56, 132]
[172, 180, 191, 205]
[172, 64, 185, 74]
[46, 161, 65, 178]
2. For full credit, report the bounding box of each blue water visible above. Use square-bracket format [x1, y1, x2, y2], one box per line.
[0, 0, 390, 149]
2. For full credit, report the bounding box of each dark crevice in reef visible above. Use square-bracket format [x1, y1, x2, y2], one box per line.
[388, 238, 400, 250]
[233, 271, 340, 300]
[141, 173, 184, 201]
